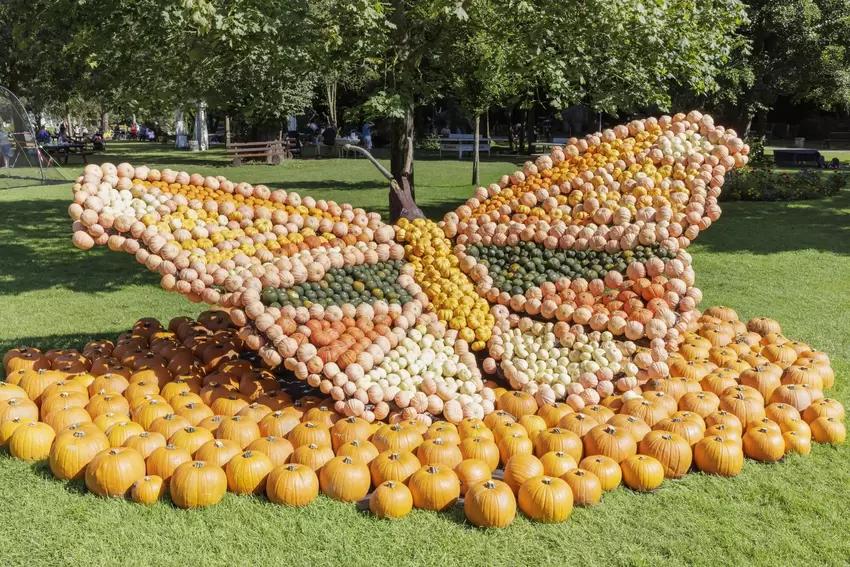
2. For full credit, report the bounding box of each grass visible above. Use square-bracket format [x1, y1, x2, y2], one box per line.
[1, 143, 849, 566]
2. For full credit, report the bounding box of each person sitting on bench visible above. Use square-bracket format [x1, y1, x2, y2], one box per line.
[92, 129, 105, 151]
[320, 123, 337, 158]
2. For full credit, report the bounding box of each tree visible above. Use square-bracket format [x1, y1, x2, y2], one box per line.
[713, 0, 850, 135]
[9, 0, 317, 140]
[341, 0, 746, 217]
[342, 0, 471, 221]
[446, 0, 519, 184]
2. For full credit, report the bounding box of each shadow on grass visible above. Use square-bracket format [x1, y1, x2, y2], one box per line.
[697, 189, 850, 256]
[0, 199, 158, 297]
[253, 179, 386, 193]
[0, 332, 134, 358]
[30, 461, 88, 495]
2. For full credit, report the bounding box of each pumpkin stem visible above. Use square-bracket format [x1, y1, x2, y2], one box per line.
[308, 444, 318, 449]
[284, 464, 297, 471]
[541, 477, 552, 485]
[426, 465, 439, 474]
[342, 457, 353, 465]
[483, 480, 496, 489]
[73, 431, 85, 438]
[192, 461, 205, 468]
[109, 449, 120, 455]
[243, 451, 253, 458]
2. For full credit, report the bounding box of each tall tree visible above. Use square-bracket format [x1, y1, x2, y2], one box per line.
[716, 0, 850, 135]
[446, 0, 518, 184]
[345, 0, 746, 217]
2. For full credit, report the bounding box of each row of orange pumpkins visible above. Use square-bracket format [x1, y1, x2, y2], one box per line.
[0, 311, 844, 527]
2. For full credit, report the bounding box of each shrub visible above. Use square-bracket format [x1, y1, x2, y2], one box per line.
[721, 166, 847, 201]
[744, 136, 766, 164]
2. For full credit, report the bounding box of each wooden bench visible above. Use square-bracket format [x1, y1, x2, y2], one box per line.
[825, 132, 850, 148]
[535, 137, 570, 150]
[226, 139, 296, 165]
[439, 134, 491, 159]
[773, 149, 824, 167]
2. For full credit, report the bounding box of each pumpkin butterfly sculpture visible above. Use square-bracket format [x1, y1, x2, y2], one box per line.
[68, 111, 754, 424]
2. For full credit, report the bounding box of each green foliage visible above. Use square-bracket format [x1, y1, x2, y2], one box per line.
[722, 166, 848, 201]
[744, 136, 767, 163]
[491, 0, 748, 113]
[714, 0, 850, 119]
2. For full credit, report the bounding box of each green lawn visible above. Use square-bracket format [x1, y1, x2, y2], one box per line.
[0, 143, 849, 567]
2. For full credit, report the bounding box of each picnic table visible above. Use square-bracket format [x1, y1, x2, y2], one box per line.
[42, 142, 97, 165]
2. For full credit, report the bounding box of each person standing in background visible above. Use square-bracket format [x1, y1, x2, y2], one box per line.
[0, 124, 13, 168]
[362, 121, 373, 150]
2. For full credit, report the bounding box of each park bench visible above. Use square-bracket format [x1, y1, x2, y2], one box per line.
[535, 137, 570, 150]
[226, 139, 296, 165]
[773, 149, 824, 167]
[439, 134, 491, 159]
[825, 132, 850, 148]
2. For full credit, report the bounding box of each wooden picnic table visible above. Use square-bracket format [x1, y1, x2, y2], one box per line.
[42, 143, 97, 165]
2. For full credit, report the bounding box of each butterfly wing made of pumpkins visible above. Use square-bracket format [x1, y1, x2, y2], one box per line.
[67, 110, 748, 422]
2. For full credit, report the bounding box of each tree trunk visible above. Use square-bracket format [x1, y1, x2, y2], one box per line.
[756, 110, 769, 138]
[225, 115, 231, 146]
[389, 103, 424, 222]
[326, 80, 337, 125]
[507, 106, 515, 152]
[101, 111, 109, 134]
[526, 105, 536, 154]
[518, 109, 526, 154]
[8, 64, 25, 133]
[472, 114, 481, 185]
[195, 100, 208, 151]
[486, 110, 491, 140]
[743, 112, 754, 139]
[386, 0, 423, 222]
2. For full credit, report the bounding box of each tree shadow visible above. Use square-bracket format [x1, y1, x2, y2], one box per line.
[253, 180, 386, 193]
[0, 332, 129, 358]
[30, 460, 88, 495]
[0, 199, 158, 297]
[697, 190, 850, 256]
[419, 198, 468, 221]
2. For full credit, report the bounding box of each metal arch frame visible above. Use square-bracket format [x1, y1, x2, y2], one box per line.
[0, 84, 46, 184]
